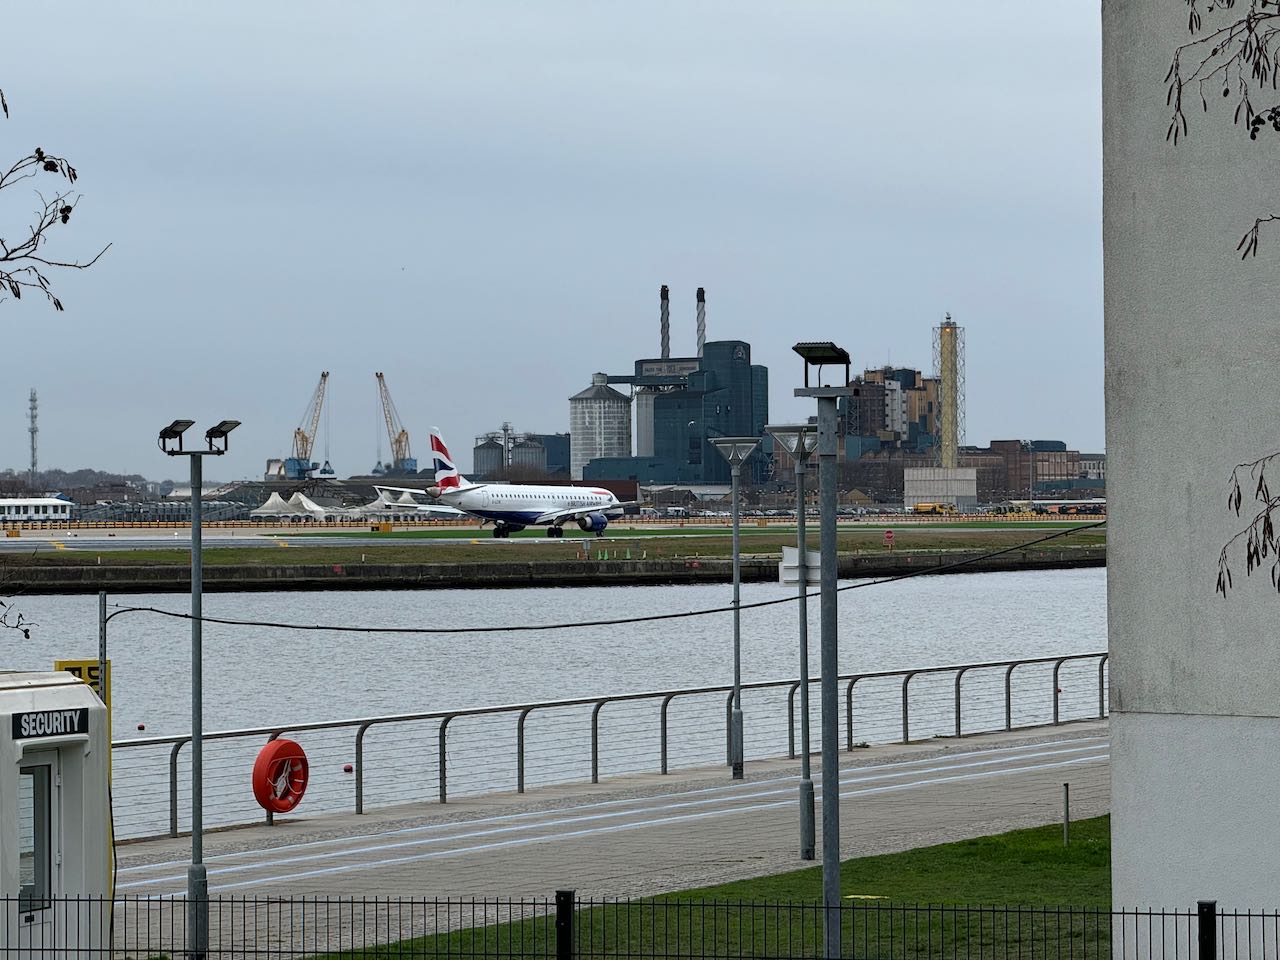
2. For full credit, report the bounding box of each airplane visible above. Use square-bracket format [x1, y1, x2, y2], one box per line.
[375, 428, 631, 538]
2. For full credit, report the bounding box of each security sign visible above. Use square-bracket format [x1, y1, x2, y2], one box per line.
[252, 739, 310, 814]
[13, 707, 90, 739]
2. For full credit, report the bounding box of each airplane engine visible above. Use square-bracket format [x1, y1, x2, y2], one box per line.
[576, 512, 609, 533]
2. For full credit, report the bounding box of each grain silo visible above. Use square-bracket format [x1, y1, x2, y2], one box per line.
[569, 374, 632, 480]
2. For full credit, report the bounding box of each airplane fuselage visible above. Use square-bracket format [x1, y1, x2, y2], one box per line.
[441, 484, 621, 532]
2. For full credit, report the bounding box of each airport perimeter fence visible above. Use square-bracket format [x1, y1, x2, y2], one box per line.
[106, 652, 1108, 841]
[0, 895, 1264, 959]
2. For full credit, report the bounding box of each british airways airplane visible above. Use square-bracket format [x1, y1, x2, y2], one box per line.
[377, 429, 629, 538]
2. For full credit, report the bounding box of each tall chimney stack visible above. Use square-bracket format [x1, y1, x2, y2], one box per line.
[660, 285, 670, 359]
[696, 287, 706, 357]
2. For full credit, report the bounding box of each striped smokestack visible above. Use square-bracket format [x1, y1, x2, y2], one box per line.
[660, 285, 670, 359]
[696, 287, 706, 357]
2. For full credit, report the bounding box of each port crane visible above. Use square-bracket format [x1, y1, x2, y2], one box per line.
[376, 372, 417, 475]
[281, 371, 329, 480]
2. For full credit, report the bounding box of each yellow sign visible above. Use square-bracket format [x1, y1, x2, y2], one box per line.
[54, 659, 111, 708]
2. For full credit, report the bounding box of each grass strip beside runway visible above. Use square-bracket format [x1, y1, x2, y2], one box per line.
[0, 529, 1105, 566]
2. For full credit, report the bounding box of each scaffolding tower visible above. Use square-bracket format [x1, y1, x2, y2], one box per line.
[933, 315, 966, 469]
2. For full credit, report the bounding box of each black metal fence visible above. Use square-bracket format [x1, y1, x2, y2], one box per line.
[0, 895, 1266, 958]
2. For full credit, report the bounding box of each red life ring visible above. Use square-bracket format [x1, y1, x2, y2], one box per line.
[252, 739, 309, 814]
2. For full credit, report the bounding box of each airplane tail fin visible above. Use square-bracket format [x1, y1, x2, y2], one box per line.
[430, 428, 469, 491]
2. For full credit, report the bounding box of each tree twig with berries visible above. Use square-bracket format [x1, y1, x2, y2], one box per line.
[1215, 451, 1280, 596]
[1166, 0, 1280, 256]
[0, 87, 109, 310]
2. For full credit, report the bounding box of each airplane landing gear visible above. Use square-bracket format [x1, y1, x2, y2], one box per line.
[493, 525, 510, 539]
[546, 527, 564, 538]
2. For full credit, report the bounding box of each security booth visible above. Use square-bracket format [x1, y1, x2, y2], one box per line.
[0, 671, 110, 954]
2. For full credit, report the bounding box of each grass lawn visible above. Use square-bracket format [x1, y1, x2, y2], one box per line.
[331, 818, 1111, 958]
[297, 520, 1101, 540]
[6, 527, 1104, 567]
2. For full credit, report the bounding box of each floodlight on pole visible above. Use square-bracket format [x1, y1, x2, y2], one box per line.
[158, 419, 237, 960]
[766, 422, 818, 860]
[792, 342, 851, 389]
[205, 419, 241, 453]
[157, 419, 195, 452]
[708, 436, 760, 780]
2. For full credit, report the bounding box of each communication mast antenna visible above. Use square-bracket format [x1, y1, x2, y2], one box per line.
[27, 389, 37, 490]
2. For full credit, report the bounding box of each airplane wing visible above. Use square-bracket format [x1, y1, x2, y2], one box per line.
[372, 484, 487, 500]
[532, 502, 638, 525]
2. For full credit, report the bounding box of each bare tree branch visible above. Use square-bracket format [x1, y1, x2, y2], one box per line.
[0, 87, 109, 311]
[1166, 0, 1280, 253]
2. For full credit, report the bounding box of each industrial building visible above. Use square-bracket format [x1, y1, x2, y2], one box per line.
[473, 426, 571, 480]
[572, 287, 769, 485]
[569, 374, 633, 480]
[584, 340, 769, 485]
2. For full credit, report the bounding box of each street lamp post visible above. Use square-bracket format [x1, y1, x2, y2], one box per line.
[792, 342, 853, 960]
[709, 436, 760, 780]
[766, 423, 818, 861]
[158, 418, 240, 960]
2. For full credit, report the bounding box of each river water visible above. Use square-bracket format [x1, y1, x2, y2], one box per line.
[0, 567, 1107, 838]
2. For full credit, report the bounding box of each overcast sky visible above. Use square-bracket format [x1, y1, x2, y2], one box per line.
[0, 2, 1101, 480]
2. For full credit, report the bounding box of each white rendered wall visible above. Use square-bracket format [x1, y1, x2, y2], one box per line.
[1112, 712, 1280, 909]
[1105, 0, 1280, 908]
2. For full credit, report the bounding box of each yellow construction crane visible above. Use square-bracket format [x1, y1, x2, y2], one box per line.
[376, 372, 417, 474]
[285, 371, 328, 480]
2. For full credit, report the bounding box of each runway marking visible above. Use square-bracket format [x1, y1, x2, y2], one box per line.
[117, 736, 1109, 878]
[119, 745, 1110, 892]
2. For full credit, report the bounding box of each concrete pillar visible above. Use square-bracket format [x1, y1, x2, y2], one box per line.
[1105, 0, 1280, 909]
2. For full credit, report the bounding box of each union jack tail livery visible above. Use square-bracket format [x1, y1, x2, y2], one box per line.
[430, 428, 468, 490]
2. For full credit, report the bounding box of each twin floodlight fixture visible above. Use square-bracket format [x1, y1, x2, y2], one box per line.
[158, 418, 241, 456]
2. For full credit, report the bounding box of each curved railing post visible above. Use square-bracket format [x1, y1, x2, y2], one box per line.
[517, 707, 534, 793]
[787, 682, 800, 759]
[1052, 658, 1067, 725]
[355, 721, 372, 814]
[1098, 654, 1109, 719]
[1004, 662, 1018, 731]
[168, 738, 189, 838]
[954, 666, 972, 738]
[591, 699, 608, 784]
[438, 715, 454, 803]
[845, 678, 860, 751]
[724, 691, 734, 766]
[901, 671, 919, 743]
[660, 694, 677, 775]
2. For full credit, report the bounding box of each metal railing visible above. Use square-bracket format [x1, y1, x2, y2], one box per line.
[0, 895, 1258, 959]
[110, 651, 1107, 840]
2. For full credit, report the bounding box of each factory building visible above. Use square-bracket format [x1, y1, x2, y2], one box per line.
[569, 374, 633, 480]
[841, 366, 939, 454]
[473, 428, 572, 480]
[585, 340, 769, 485]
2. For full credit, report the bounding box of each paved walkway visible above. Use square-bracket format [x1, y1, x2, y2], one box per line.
[115, 721, 1110, 900]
